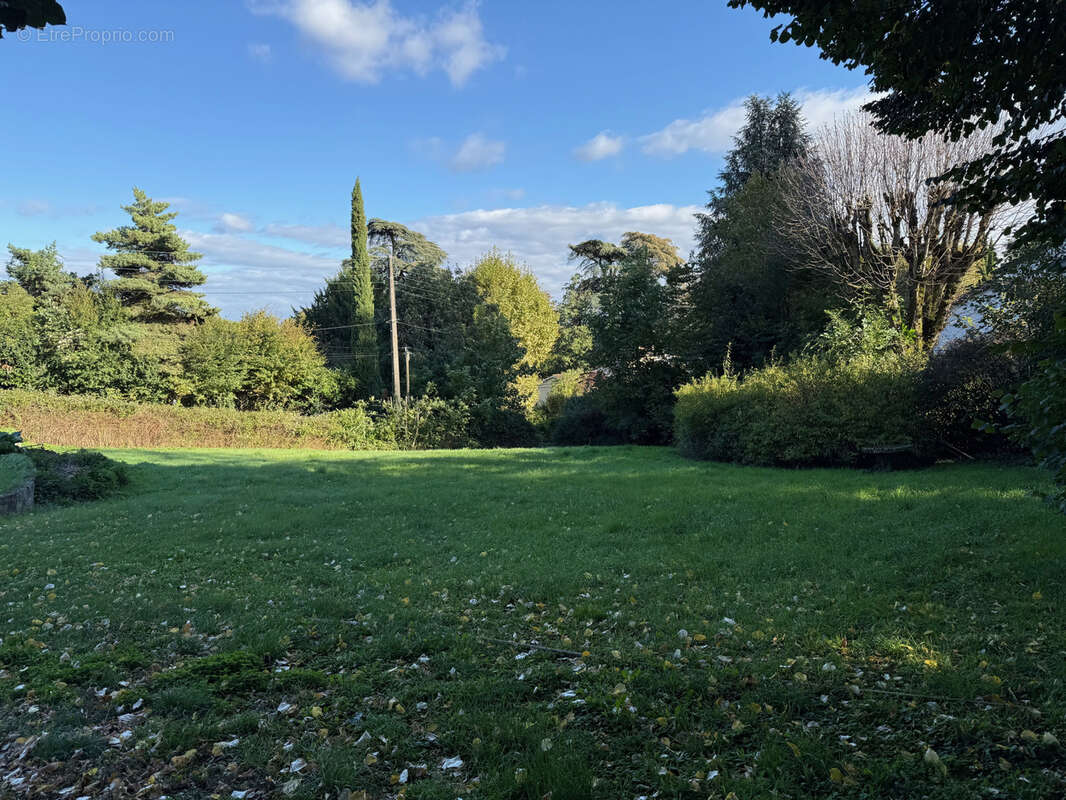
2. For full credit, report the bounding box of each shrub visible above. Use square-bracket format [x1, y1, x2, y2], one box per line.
[25, 448, 129, 504]
[550, 395, 626, 447]
[179, 312, 337, 412]
[917, 336, 1025, 458]
[1005, 315, 1066, 512]
[326, 398, 472, 450]
[468, 400, 539, 448]
[0, 452, 34, 495]
[675, 352, 922, 466]
[383, 397, 474, 450]
[0, 430, 24, 454]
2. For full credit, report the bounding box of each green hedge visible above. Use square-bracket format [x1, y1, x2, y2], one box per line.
[674, 352, 923, 467]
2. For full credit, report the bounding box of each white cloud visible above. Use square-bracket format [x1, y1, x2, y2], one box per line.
[640, 87, 873, 157]
[412, 202, 700, 295]
[248, 0, 504, 86]
[262, 222, 349, 247]
[247, 42, 273, 62]
[450, 132, 505, 172]
[145, 201, 701, 316]
[215, 212, 256, 233]
[793, 87, 876, 131]
[181, 230, 343, 317]
[574, 131, 624, 162]
[17, 199, 52, 217]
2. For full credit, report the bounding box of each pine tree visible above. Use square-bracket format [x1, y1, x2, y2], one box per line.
[349, 179, 381, 396]
[92, 188, 216, 323]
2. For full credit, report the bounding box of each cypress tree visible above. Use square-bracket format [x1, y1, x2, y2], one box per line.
[92, 188, 216, 323]
[349, 179, 381, 396]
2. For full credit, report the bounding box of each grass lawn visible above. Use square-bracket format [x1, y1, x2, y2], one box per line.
[1, 446, 1064, 799]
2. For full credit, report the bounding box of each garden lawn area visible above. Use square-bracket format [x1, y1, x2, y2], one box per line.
[1, 447, 1064, 800]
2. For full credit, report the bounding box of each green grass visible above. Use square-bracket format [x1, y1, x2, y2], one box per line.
[1, 446, 1064, 799]
[0, 452, 34, 495]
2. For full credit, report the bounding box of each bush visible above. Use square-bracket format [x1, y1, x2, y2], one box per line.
[917, 336, 1025, 458]
[0, 452, 34, 495]
[469, 400, 540, 448]
[25, 448, 129, 504]
[550, 395, 626, 446]
[179, 312, 337, 412]
[675, 352, 922, 466]
[1006, 315, 1066, 512]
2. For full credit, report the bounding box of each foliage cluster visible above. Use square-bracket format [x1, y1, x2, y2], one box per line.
[675, 350, 922, 467]
[177, 312, 337, 413]
[0, 389, 535, 452]
[0, 452, 34, 495]
[20, 446, 129, 504]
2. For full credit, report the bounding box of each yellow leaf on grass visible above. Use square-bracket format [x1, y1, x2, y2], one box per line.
[786, 741, 801, 758]
[829, 767, 843, 783]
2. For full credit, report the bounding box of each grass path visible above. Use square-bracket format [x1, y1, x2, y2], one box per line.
[1, 447, 1064, 799]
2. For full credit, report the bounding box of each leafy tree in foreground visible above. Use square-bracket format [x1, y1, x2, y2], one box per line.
[92, 188, 216, 323]
[0, 0, 65, 37]
[728, 0, 1066, 246]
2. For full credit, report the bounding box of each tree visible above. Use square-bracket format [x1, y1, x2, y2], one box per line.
[568, 239, 627, 290]
[777, 113, 1006, 350]
[347, 179, 380, 395]
[0, 281, 40, 388]
[584, 253, 686, 444]
[470, 250, 559, 410]
[684, 92, 828, 373]
[368, 220, 447, 277]
[92, 188, 216, 323]
[5, 243, 74, 300]
[728, 0, 1066, 246]
[546, 275, 597, 373]
[0, 1, 65, 37]
[382, 262, 523, 404]
[683, 174, 836, 374]
[694, 93, 809, 263]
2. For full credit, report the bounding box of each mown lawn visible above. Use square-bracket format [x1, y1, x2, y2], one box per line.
[1, 447, 1064, 799]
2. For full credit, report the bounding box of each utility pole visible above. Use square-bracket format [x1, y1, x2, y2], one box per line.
[403, 346, 411, 401]
[388, 251, 401, 405]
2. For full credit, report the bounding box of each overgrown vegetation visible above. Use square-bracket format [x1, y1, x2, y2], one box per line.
[0, 447, 1062, 798]
[21, 447, 129, 504]
[0, 390, 537, 451]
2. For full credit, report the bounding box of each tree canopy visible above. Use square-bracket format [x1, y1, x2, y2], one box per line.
[92, 188, 216, 323]
[0, 0, 65, 37]
[729, 0, 1066, 245]
[5, 243, 75, 300]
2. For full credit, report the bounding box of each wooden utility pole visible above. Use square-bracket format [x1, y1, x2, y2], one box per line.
[403, 346, 411, 400]
[388, 251, 401, 405]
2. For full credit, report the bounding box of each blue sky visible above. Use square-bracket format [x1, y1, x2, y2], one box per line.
[0, 0, 871, 317]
